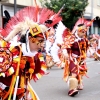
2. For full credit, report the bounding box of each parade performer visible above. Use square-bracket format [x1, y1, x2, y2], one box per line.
[45, 28, 56, 69]
[62, 18, 94, 96]
[45, 4, 65, 69]
[0, 5, 62, 100]
[67, 24, 88, 96]
[91, 35, 100, 61]
[0, 16, 47, 100]
[87, 37, 96, 58]
[45, 21, 67, 69]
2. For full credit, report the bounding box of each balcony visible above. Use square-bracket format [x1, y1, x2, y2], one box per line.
[0, 0, 41, 7]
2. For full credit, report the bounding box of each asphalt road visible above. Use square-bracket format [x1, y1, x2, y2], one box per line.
[31, 58, 100, 100]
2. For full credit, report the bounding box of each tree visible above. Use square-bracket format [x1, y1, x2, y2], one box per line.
[40, 0, 88, 30]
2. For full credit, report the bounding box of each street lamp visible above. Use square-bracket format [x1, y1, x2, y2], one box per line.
[14, 0, 17, 15]
[91, 0, 94, 34]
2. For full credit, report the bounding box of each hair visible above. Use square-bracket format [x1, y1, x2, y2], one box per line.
[78, 24, 84, 27]
[19, 33, 33, 43]
[19, 32, 43, 43]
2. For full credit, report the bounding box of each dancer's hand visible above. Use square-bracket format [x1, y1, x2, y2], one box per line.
[62, 49, 69, 59]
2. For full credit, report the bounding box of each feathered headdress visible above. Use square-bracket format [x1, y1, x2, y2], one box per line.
[72, 17, 94, 34]
[4, 6, 62, 41]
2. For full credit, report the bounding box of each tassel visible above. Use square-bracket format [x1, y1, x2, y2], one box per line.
[3, 75, 16, 100]
[28, 81, 40, 100]
[20, 75, 25, 88]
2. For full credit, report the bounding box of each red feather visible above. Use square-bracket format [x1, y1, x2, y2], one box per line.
[62, 28, 71, 38]
[0, 28, 7, 37]
[48, 16, 62, 27]
[39, 8, 54, 24]
[4, 6, 62, 37]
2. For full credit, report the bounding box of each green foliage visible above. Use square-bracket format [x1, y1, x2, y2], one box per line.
[41, 0, 88, 30]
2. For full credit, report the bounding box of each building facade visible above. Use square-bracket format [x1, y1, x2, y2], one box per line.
[0, 0, 100, 34]
[0, 0, 41, 28]
[85, 0, 100, 34]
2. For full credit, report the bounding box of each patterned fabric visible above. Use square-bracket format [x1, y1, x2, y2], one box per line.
[63, 36, 88, 82]
[0, 37, 21, 77]
[62, 35, 75, 49]
[33, 53, 47, 82]
[0, 44, 47, 99]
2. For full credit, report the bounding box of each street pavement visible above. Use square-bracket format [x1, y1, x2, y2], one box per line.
[31, 58, 100, 100]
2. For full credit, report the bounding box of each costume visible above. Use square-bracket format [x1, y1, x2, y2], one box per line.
[87, 35, 97, 58]
[0, 5, 62, 100]
[91, 35, 100, 61]
[62, 18, 94, 96]
[45, 21, 67, 69]
[45, 28, 56, 69]
[67, 29, 88, 96]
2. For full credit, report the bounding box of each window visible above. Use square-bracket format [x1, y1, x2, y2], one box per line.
[98, 27, 100, 34]
[97, 0, 100, 6]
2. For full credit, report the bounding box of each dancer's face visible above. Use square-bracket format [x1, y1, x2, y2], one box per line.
[77, 26, 87, 38]
[29, 36, 44, 52]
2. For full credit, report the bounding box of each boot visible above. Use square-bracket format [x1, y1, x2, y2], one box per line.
[68, 78, 79, 96]
[78, 79, 83, 90]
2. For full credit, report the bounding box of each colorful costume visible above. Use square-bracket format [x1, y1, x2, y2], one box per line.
[67, 28, 88, 96]
[62, 18, 94, 96]
[0, 5, 62, 100]
[0, 20, 47, 100]
[92, 35, 100, 61]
